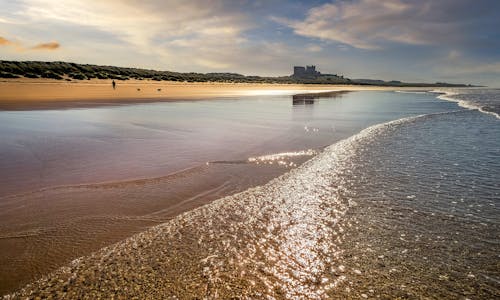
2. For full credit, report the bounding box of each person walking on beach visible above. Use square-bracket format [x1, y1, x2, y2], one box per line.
[112, 80, 116, 90]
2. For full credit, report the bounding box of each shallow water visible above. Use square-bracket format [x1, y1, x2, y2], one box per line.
[0, 91, 453, 196]
[2, 89, 499, 298]
[1, 90, 454, 294]
[336, 109, 500, 298]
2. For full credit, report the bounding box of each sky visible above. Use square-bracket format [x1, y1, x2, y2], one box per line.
[1, 0, 499, 86]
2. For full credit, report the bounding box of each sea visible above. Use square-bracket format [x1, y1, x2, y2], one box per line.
[0, 88, 499, 298]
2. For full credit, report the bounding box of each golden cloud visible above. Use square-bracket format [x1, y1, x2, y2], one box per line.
[0, 36, 12, 45]
[0, 36, 60, 51]
[31, 41, 60, 50]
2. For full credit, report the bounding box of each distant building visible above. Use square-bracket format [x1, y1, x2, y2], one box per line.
[293, 65, 321, 78]
[293, 66, 306, 76]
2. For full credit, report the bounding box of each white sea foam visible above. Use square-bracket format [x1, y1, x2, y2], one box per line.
[247, 149, 318, 167]
[432, 89, 500, 119]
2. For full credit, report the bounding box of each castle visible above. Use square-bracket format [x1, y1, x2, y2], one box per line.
[293, 65, 321, 77]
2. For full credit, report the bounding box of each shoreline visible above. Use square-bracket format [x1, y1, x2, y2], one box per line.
[0, 78, 433, 110]
[4, 89, 488, 298]
[3, 112, 431, 299]
[9, 97, 497, 298]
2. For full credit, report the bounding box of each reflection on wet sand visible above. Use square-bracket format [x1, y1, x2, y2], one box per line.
[292, 91, 348, 105]
[6, 113, 373, 299]
[1, 92, 357, 294]
[2, 91, 461, 297]
[0, 161, 307, 295]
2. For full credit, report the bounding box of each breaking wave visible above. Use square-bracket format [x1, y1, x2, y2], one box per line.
[432, 89, 500, 119]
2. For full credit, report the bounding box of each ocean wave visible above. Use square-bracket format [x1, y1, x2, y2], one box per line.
[431, 89, 500, 119]
[6, 112, 448, 299]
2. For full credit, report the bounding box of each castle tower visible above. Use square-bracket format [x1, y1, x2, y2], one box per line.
[293, 65, 320, 77]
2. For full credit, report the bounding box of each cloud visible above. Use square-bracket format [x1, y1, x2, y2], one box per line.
[1, 0, 498, 85]
[272, 0, 498, 50]
[31, 41, 60, 50]
[439, 61, 500, 75]
[447, 50, 461, 60]
[17, 0, 250, 51]
[0, 36, 22, 50]
[0, 36, 60, 51]
[6, 0, 308, 74]
[306, 44, 322, 53]
[0, 36, 12, 45]
[8, 0, 255, 70]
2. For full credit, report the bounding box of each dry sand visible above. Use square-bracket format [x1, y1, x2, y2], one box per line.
[0, 78, 424, 110]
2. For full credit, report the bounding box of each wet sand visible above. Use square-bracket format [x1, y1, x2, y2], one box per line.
[3, 128, 358, 299]
[1, 89, 335, 294]
[0, 160, 310, 295]
[0, 78, 420, 110]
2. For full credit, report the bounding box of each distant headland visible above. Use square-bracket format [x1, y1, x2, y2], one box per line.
[0, 60, 474, 87]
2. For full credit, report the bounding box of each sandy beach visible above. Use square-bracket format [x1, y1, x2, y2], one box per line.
[1, 0, 497, 297]
[1, 81, 498, 298]
[0, 88, 401, 295]
[0, 78, 423, 110]
[0, 80, 430, 295]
